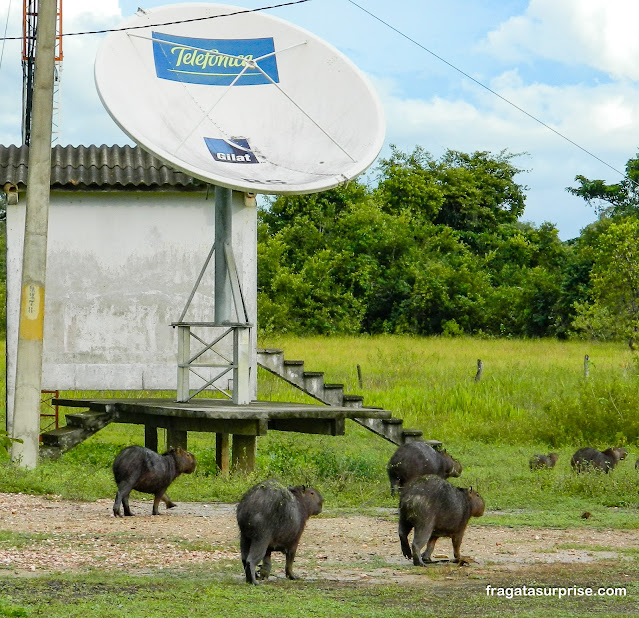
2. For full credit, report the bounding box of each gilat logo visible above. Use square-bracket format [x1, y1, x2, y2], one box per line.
[152, 32, 280, 86]
[205, 138, 259, 164]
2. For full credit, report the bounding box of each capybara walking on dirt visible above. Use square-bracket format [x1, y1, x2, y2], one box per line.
[112, 445, 197, 516]
[236, 480, 323, 584]
[570, 447, 627, 473]
[398, 475, 485, 566]
[529, 453, 559, 470]
[388, 441, 462, 495]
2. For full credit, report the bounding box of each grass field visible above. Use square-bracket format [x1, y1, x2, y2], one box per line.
[1, 336, 638, 616]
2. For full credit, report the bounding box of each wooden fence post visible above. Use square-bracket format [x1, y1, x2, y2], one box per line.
[584, 354, 590, 378]
[475, 359, 483, 382]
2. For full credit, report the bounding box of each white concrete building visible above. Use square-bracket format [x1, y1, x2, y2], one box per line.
[1, 144, 258, 432]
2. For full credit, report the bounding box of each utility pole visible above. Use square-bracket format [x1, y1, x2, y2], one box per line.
[11, 0, 57, 468]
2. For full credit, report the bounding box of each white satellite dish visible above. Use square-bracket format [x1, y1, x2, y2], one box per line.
[94, 3, 385, 195]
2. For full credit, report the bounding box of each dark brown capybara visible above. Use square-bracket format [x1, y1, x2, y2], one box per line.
[529, 453, 559, 470]
[398, 475, 485, 566]
[570, 447, 627, 473]
[236, 480, 323, 585]
[387, 441, 462, 495]
[112, 445, 197, 517]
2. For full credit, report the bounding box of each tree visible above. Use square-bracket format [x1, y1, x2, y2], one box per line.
[376, 146, 527, 236]
[572, 218, 639, 343]
[567, 152, 639, 219]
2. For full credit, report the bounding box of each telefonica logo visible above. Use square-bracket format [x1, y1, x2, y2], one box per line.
[205, 138, 259, 164]
[152, 32, 280, 86]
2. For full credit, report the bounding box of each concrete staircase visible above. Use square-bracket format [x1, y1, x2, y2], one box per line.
[257, 348, 434, 447]
[39, 408, 115, 459]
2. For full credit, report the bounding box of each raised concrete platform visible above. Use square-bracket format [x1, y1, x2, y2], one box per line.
[50, 397, 393, 473]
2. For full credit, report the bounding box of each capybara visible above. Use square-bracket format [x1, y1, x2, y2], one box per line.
[529, 453, 559, 470]
[398, 475, 485, 566]
[387, 441, 462, 495]
[112, 445, 197, 516]
[236, 480, 323, 584]
[570, 447, 627, 473]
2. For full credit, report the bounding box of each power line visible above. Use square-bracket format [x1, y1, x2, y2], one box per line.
[0, 0, 12, 69]
[0, 0, 311, 41]
[346, 0, 633, 185]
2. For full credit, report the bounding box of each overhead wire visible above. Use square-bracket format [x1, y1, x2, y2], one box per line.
[346, 0, 634, 186]
[0, 0, 311, 40]
[0, 0, 12, 70]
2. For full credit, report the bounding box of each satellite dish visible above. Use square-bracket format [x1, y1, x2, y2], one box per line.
[94, 3, 385, 195]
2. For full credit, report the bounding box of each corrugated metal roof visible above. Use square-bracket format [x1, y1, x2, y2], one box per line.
[0, 144, 209, 191]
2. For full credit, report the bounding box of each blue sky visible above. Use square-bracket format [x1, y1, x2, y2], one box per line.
[2, 0, 639, 239]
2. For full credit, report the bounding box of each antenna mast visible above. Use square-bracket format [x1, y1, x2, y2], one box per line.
[22, 0, 63, 145]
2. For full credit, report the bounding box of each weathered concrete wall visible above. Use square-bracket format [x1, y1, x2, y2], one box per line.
[6, 189, 257, 430]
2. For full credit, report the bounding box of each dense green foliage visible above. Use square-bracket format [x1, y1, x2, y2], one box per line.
[258, 146, 594, 338]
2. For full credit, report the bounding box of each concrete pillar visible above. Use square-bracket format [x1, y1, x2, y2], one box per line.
[231, 434, 256, 473]
[11, 0, 57, 468]
[216, 432, 230, 475]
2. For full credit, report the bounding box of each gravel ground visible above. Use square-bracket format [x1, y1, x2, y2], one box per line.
[0, 492, 635, 583]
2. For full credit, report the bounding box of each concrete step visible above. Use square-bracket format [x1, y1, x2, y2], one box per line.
[65, 410, 113, 431]
[282, 360, 305, 387]
[303, 371, 325, 398]
[40, 408, 114, 457]
[256, 348, 284, 374]
[342, 394, 364, 409]
[256, 348, 435, 446]
[322, 384, 344, 406]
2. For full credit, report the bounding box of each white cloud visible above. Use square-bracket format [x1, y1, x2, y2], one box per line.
[482, 0, 639, 80]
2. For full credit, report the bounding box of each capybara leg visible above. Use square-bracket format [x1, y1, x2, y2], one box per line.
[411, 525, 433, 566]
[240, 535, 250, 569]
[389, 477, 400, 497]
[122, 493, 134, 516]
[451, 533, 464, 563]
[161, 493, 177, 509]
[420, 536, 437, 563]
[285, 545, 299, 580]
[113, 491, 123, 517]
[116, 482, 136, 516]
[152, 494, 163, 515]
[398, 515, 413, 560]
[258, 550, 272, 580]
[245, 540, 269, 585]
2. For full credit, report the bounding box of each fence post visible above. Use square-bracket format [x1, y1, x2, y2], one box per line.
[357, 364, 363, 389]
[474, 359, 483, 382]
[584, 354, 590, 378]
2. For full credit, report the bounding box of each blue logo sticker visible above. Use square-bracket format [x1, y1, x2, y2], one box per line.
[152, 33, 280, 86]
[205, 138, 259, 164]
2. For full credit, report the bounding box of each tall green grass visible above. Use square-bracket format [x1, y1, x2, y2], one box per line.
[258, 335, 637, 446]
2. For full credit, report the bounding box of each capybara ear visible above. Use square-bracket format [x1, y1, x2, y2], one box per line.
[175, 447, 184, 454]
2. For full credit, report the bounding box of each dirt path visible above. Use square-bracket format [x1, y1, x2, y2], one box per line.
[0, 493, 635, 583]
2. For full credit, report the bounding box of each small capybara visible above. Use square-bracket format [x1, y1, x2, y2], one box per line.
[387, 441, 462, 495]
[398, 475, 485, 566]
[529, 453, 559, 470]
[570, 447, 627, 473]
[236, 480, 323, 585]
[112, 445, 197, 517]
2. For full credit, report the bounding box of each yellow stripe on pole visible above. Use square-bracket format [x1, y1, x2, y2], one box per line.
[19, 284, 45, 341]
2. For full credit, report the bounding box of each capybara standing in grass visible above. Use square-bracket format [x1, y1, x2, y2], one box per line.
[529, 453, 559, 470]
[398, 475, 485, 566]
[236, 480, 323, 584]
[387, 441, 462, 495]
[112, 445, 197, 516]
[570, 447, 627, 473]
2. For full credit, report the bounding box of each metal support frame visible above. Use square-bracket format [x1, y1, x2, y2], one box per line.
[174, 186, 252, 405]
[173, 323, 251, 404]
